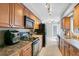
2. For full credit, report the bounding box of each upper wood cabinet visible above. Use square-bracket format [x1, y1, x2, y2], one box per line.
[0, 3, 24, 28]
[24, 7, 30, 17]
[34, 17, 40, 29]
[74, 4, 79, 30]
[11, 4, 24, 28]
[0, 3, 40, 28]
[0, 4, 10, 27]
[63, 17, 70, 30]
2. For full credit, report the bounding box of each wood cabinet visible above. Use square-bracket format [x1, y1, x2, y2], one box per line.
[0, 3, 40, 28]
[24, 7, 30, 18]
[0, 3, 24, 28]
[59, 39, 70, 56]
[10, 50, 21, 56]
[34, 17, 40, 29]
[70, 45, 75, 56]
[70, 45, 79, 56]
[0, 4, 10, 27]
[59, 38, 79, 56]
[59, 39, 64, 55]
[64, 41, 70, 56]
[74, 4, 79, 30]
[21, 42, 32, 56]
[63, 17, 70, 30]
[61, 39, 64, 55]
[11, 4, 24, 28]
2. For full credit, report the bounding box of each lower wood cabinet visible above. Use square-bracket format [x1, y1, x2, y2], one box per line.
[20, 42, 32, 56]
[10, 50, 21, 56]
[22, 47, 32, 56]
[70, 45, 79, 56]
[10, 42, 32, 56]
[59, 39, 79, 56]
[64, 41, 70, 56]
[61, 40, 64, 56]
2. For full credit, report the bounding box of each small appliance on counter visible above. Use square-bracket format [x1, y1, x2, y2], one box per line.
[19, 32, 30, 41]
[4, 30, 20, 45]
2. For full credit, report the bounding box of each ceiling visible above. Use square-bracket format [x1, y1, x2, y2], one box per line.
[23, 3, 76, 23]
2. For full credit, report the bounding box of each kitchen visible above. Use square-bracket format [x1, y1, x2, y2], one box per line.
[0, 3, 45, 56]
[0, 3, 79, 56]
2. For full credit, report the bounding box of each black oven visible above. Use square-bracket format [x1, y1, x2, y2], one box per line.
[24, 16, 34, 29]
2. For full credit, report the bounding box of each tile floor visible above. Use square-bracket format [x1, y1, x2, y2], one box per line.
[38, 40, 62, 56]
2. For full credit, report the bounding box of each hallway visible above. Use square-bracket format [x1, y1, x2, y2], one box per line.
[38, 40, 62, 56]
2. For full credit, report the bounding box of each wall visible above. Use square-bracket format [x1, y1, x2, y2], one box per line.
[45, 18, 61, 46]
[0, 28, 31, 46]
[45, 22, 53, 46]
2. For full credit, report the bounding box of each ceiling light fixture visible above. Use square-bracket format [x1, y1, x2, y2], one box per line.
[45, 3, 52, 16]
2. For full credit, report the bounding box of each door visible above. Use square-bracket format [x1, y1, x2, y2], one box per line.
[12, 4, 24, 28]
[0, 3, 10, 27]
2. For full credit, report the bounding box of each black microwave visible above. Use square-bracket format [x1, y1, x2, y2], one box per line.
[24, 16, 34, 29]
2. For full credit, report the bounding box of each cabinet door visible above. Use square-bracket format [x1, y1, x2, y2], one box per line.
[61, 40, 64, 56]
[60, 39, 64, 56]
[12, 4, 24, 28]
[70, 45, 79, 56]
[10, 50, 21, 56]
[34, 17, 40, 29]
[0, 4, 10, 27]
[74, 4, 79, 30]
[21, 43, 32, 56]
[22, 47, 32, 56]
[64, 41, 70, 56]
[63, 17, 70, 30]
[24, 7, 30, 17]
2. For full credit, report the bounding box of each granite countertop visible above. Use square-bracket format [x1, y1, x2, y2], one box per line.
[0, 40, 32, 56]
[59, 35, 79, 50]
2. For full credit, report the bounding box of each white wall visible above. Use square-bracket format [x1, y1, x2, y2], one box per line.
[45, 22, 53, 45]
[45, 17, 61, 46]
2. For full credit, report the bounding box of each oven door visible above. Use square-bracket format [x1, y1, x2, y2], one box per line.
[32, 39, 39, 56]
